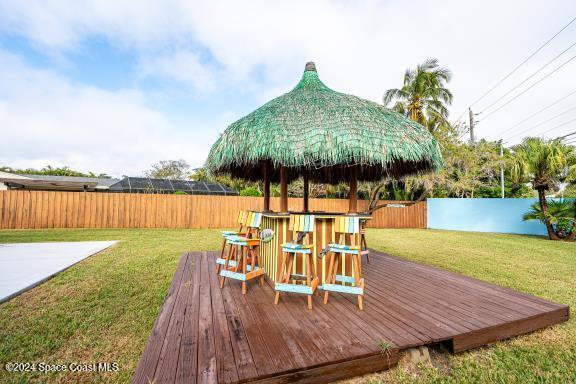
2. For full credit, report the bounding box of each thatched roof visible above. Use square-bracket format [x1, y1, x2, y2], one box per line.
[205, 62, 442, 183]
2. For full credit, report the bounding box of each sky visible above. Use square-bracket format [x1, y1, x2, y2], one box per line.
[0, 0, 575, 177]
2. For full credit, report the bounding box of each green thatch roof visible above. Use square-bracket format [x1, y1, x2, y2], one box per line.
[205, 62, 442, 183]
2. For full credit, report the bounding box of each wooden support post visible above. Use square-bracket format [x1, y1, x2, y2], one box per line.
[263, 160, 271, 212]
[348, 165, 358, 214]
[280, 166, 288, 213]
[303, 171, 309, 213]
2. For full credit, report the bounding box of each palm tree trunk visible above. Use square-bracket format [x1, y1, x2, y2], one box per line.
[537, 188, 559, 240]
[566, 200, 576, 242]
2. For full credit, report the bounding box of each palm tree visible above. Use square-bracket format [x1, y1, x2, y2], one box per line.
[523, 200, 575, 239]
[564, 143, 576, 241]
[383, 58, 453, 133]
[511, 137, 575, 240]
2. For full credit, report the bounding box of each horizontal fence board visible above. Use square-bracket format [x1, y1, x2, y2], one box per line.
[0, 191, 425, 230]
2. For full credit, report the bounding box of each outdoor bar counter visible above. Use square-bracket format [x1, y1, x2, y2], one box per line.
[259, 211, 371, 285]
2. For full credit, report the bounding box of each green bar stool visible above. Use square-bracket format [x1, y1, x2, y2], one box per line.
[323, 216, 365, 310]
[274, 214, 318, 309]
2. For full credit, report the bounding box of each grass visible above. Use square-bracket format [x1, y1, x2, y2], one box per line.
[0, 228, 574, 383]
[0, 229, 221, 383]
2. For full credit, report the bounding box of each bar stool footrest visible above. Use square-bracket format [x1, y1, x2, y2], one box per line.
[274, 283, 314, 295]
[335, 275, 357, 284]
[220, 267, 263, 281]
[216, 259, 258, 272]
[323, 283, 363, 295]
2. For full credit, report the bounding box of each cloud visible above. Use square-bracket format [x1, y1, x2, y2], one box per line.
[138, 50, 218, 92]
[0, 50, 219, 176]
[1, 0, 576, 165]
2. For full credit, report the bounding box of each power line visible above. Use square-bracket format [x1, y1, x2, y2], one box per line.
[454, 15, 576, 121]
[504, 105, 576, 140]
[558, 131, 576, 139]
[479, 40, 576, 114]
[537, 116, 576, 136]
[481, 52, 576, 121]
[501, 88, 576, 136]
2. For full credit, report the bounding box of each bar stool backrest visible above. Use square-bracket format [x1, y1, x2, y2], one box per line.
[237, 210, 249, 226]
[246, 211, 262, 229]
[289, 214, 315, 244]
[335, 216, 360, 234]
[288, 214, 315, 233]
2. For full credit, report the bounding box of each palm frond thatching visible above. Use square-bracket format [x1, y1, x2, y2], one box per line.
[205, 62, 443, 183]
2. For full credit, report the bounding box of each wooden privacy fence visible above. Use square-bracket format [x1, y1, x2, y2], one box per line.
[0, 191, 426, 229]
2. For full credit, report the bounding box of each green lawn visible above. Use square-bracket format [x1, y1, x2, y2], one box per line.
[0, 228, 573, 383]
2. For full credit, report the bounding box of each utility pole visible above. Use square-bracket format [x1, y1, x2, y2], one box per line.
[468, 108, 475, 144]
[500, 140, 505, 198]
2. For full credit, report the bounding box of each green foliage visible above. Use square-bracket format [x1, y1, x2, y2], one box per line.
[239, 186, 262, 196]
[0, 165, 110, 178]
[523, 200, 575, 238]
[173, 190, 187, 195]
[511, 137, 575, 191]
[191, 167, 209, 181]
[383, 58, 453, 133]
[145, 159, 191, 180]
[560, 184, 576, 197]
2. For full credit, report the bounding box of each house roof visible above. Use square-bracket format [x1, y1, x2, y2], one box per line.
[0, 172, 119, 191]
[113, 177, 239, 196]
[0, 172, 238, 195]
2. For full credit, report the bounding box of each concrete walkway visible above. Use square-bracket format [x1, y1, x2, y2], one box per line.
[0, 241, 117, 303]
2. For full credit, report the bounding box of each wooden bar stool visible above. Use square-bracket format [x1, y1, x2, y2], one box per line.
[323, 216, 365, 310]
[274, 214, 319, 309]
[217, 210, 249, 274]
[219, 212, 264, 294]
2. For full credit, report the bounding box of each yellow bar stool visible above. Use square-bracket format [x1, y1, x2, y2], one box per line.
[323, 216, 365, 310]
[216, 210, 249, 274]
[219, 212, 265, 294]
[274, 214, 319, 309]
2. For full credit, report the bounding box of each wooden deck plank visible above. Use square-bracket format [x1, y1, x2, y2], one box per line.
[370, 260, 527, 324]
[176, 252, 201, 384]
[134, 249, 569, 384]
[154, 251, 193, 384]
[207, 254, 241, 384]
[197, 252, 218, 383]
[132, 253, 189, 383]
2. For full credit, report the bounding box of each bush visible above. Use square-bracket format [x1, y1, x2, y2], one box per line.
[173, 190, 187, 195]
[239, 187, 262, 197]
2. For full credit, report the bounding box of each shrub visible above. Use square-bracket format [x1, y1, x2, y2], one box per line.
[239, 186, 262, 197]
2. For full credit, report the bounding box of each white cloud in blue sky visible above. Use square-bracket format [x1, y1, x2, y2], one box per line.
[0, 0, 575, 176]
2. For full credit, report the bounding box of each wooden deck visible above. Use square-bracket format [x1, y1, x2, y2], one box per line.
[133, 250, 569, 384]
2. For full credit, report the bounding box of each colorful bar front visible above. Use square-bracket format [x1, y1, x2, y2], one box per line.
[258, 212, 371, 285]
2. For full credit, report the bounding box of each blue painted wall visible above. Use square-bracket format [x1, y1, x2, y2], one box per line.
[427, 198, 548, 236]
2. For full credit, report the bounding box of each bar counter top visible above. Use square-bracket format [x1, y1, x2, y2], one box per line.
[260, 211, 372, 219]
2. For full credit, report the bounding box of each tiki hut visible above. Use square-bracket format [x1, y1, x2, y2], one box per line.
[206, 62, 442, 213]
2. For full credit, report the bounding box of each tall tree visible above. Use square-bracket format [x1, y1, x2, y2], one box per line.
[511, 137, 575, 240]
[564, 142, 576, 241]
[383, 58, 453, 133]
[145, 159, 191, 180]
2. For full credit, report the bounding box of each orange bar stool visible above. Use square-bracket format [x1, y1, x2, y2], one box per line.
[219, 212, 265, 294]
[323, 216, 365, 310]
[216, 210, 249, 274]
[274, 214, 319, 309]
